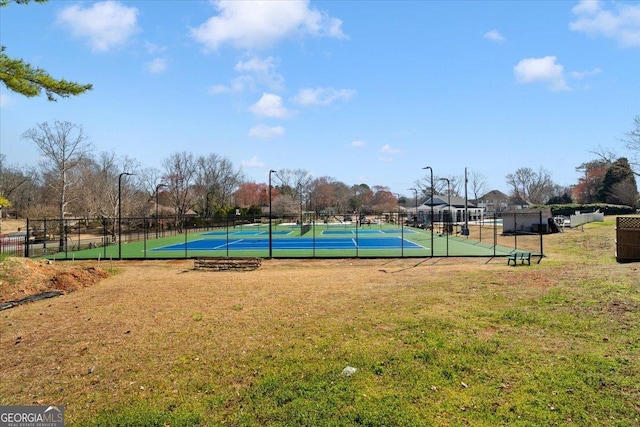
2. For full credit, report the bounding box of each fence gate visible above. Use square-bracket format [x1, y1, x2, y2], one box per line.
[616, 216, 640, 263]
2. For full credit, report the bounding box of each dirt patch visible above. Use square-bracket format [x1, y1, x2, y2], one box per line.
[0, 258, 109, 303]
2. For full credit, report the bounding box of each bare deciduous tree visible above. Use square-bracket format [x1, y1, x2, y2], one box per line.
[468, 169, 488, 202]
[22, 121, 91, 249]
[274, 169, 312, 218]
[505, 166, 555, 205]
[623, 115, 640, 177]
[195, 154, 243, 215]
[162, 151, 197, 231]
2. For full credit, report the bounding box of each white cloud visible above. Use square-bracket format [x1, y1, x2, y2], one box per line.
[293, 87, 355, 106]
[378, 144, 400, 162]
[144, 41, 166, 55]
[381, 144, 401, 155]
[235, 55, 284, 91]
[210, 56, 284, 95]
[248, 124, 286, 138]
[350, 140, 365, 148]
[145, 58, 167, 74]
[249, 93, 292, 118]
[242, 156, 266, 168]
[513, 56, 569, 91]
[57, 1, 139, 52]
[235, 55, 276, 74]
[572, 0, 601, 15]
[570, 0, 640, 47]
[209, 76, 254, 95]
[483, 29, 505, 42]
[570, 67, 602, 79]
[191, 0, 345, 51]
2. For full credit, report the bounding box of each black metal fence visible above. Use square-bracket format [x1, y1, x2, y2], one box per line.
[6, 211, 546, 260]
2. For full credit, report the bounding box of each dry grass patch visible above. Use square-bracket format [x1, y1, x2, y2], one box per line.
[1, 218, 639, 426]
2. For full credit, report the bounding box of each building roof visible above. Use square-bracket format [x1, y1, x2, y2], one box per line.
[420, 195, 476, 208]
[477, 189, 509, 202]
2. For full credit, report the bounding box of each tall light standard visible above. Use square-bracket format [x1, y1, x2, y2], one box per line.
[439, 178, 450, 256]
[155, 182, 167, 239]
[408, 188, 418, 227]
[394, 193, 404, 257]
[464, 167, 469, 237]
[118, 172, 134, 260]
[422, 166, 434, 257]
[269, 169, 277, 258]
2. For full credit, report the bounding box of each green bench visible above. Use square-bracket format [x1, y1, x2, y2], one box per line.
[507, 252, 531, 266]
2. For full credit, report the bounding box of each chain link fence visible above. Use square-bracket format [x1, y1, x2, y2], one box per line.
[17, 211, 546, 260]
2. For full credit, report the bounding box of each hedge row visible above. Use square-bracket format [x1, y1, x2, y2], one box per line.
[532, 203, 637, 217]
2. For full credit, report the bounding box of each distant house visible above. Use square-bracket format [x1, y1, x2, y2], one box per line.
[408, 195, 484, 225]
[506, 195, 532, 210]
[473, 190, 535, 214]
[473, 190, 509, 215]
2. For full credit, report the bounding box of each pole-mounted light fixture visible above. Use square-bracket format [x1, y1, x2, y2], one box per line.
[439, 177, 450, 257]
[118, 172, 134, 260]
[269, 169, 277, 258]
[423, 166, 434, 257]
[155, 182, 167, 239]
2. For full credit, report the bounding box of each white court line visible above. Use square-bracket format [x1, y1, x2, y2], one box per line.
[214, 238, 244, 250]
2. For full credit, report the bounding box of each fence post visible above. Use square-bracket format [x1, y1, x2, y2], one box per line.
[41, 218, 46, 255]
[355, 214, 359, 258]
[25, 218, 30, 257]
[143, 217, 147, 259]
[539, 211, 544, 257]
[64, 218, 68, 259]
[102, 217, 107, 260]
[184, 218, 188, 259]
[513, 212, 517, 250]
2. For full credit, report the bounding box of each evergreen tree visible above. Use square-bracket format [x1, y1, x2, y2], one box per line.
[598, 158, 638, 205]
[0, 0, 92, 101]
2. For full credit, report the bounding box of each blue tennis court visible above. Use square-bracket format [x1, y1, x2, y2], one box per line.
[320, 229, 416, 235]
[151, 236, 425, 251]
[202, 230, 293, 237]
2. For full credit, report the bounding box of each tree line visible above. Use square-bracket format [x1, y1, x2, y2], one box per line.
[0, 121, 405, 225]
[2, 119, 638, 232]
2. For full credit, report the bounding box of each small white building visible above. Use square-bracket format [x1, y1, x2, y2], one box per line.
[502, 208, 553, 233]
[408, 195, 484, 226]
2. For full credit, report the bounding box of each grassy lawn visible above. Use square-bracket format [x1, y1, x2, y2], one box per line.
[1, 216, 639, 426]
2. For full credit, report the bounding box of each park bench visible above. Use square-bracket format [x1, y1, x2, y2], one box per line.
[507, 252, 531, 266]
[194, 257, 261, 271]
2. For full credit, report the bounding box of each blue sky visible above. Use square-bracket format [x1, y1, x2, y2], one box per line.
[1, 0, 638, 197]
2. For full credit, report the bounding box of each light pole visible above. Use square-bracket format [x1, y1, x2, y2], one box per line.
[118, 172, 134, 260]
[393, 193, 404, 257]
[155, 182, 167, 239]
[439, 178, 450, 256]
[464, 167, 469, 237]
[269, 169, 277, 258]
[408, 188, 418, 227]
[423, 166, 434, 257]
